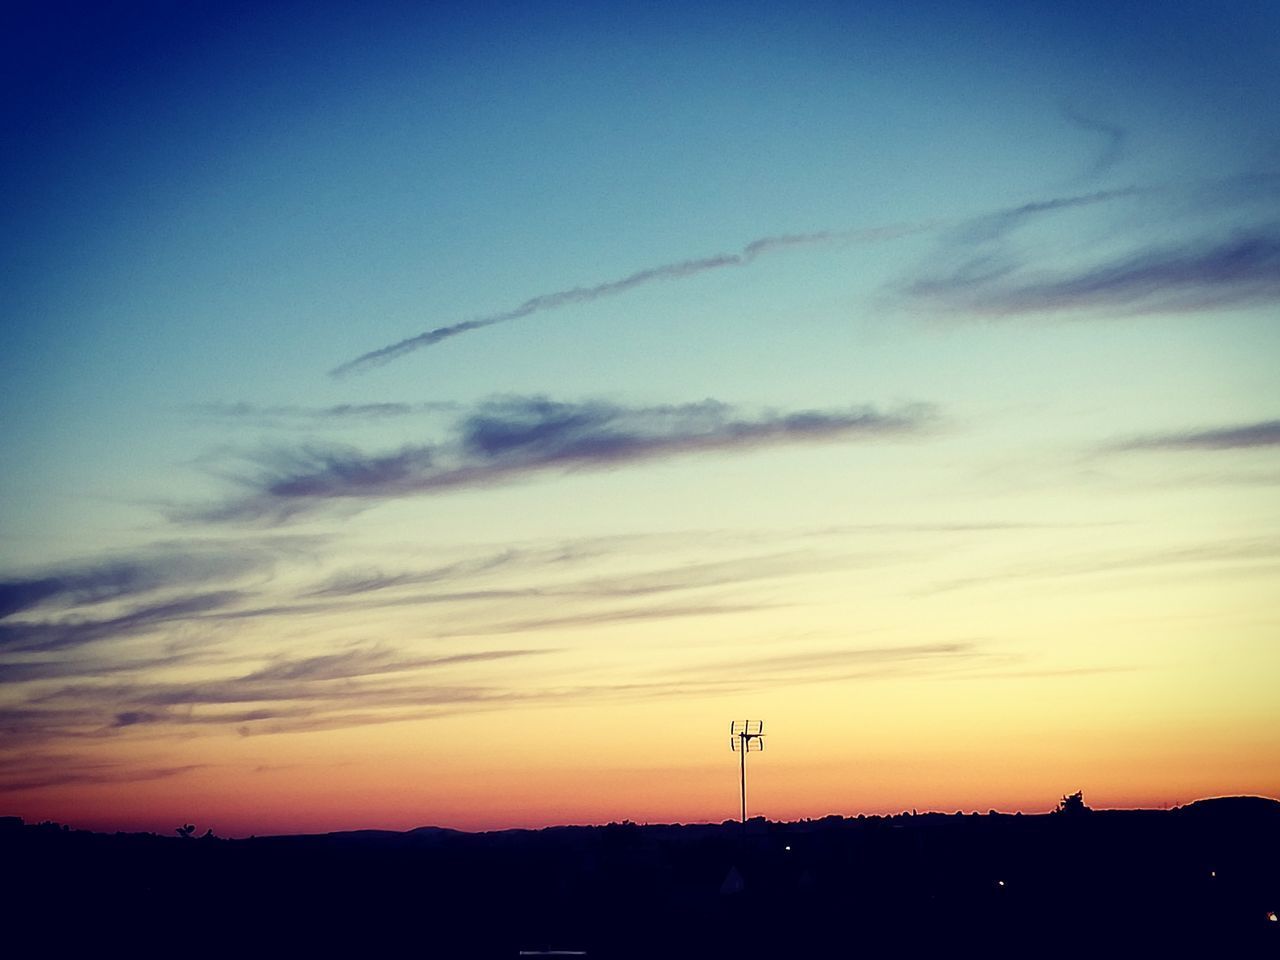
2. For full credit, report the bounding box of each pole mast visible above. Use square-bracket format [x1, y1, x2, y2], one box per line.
[729, 721, 764, 823]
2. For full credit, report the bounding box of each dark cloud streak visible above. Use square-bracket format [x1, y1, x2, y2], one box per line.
[189, 396, 936, 524]
[328, 226, 925, 375]
[333, 191, 1143, 375]
[910, 227, 1280, 316]
[1110, 419, 1280, 452]
[191, 401, 459, 425]
[951, 187, 1141, 245]
[1, 644, 554, 748]
[0, 547, 274, 619]
[0, 760, 204, 794]
[0, 591, 244, 654]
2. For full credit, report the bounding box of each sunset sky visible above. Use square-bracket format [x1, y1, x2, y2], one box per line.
[3, 0, 1278, 837]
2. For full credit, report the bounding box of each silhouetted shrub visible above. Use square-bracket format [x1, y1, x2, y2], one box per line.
[1055, 791, 1091, 816]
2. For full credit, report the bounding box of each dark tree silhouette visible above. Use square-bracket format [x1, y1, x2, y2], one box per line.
[1055, 790, 1091, 815]
[176, 823, 196, 838]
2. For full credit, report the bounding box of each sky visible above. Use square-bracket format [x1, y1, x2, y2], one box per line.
[2, 0, 1278, 837]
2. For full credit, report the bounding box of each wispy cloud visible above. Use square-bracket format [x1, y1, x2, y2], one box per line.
[303, 544, 588, 598]
[431, 600, 781, 639]
[308, 547, 841, 609]
[0, 653, 202, 684]
[949, 187, 1141, 245]
[1, 597, 975, 752]
[190, 401, 459, 426]
[330, 222, 930, 375]
[0, 543, 282, 619]
[679, 641, 977, 678]
[1, 643, 554, 748]
[0, 753, 204, 793]
[960, 665, 1139, 680]
[240, 646, 548, 683]
[329, 189, 1144, 375]
[1109, 419, 1280, 452]
[0, 590, 245, 654]
[188, 396, 936, 523]
[1062, 105, 1128, 181]
[0, 539, 854, 689]
[909, 226, 1280, 316]
[923, 535, 1280, 595]
[671, 639, 1132, 687]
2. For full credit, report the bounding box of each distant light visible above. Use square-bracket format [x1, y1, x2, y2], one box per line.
[784, 845, 791, 852]
[1210, 870, 1216, 878]
[997, 880, 1005, 887]
[1268, 911, 1278, 923]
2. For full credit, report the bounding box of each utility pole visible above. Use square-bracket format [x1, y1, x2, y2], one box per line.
[729, 721, 764, 822]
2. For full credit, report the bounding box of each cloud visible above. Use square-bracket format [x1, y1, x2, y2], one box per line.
[1, 642, 555, 749]
[188, 396, 936, 523]
[680, 641, 977, 677]
[12, 605, 968, 748]
[0, 540, 841, 662]
[0, 544, 279, 619]
[191, 401, 459, 426]
[186, 545, 867, 648]
[0, 590, 244, 654]
[960, 665, 1139, 680]
[0, 562, 158, 620]
[669, 639, 1130, 688]
[431, 600, 781, 639]
[329, 189, 1142, 374]
[1061, 105, 1128, 180]
[303, 545, 581, 598]
[923, 535, 1280, 595]
[329, 224, 930, 376]
[240, 646, 547, 683]
[1109, 419, 1280, 452]
[302, 523, 1063, 603]
[0, 755, 204, 793]
[950, 187, 1141, 245]
[0, 653, 200, 684]
[909, 227, 1280, 316]
[197, 544, 885, 650]
[41, 646, 549, 711]
[573, 641, 997, 702]
[546, 551, 829, 601]
[304, 549, 816, 606]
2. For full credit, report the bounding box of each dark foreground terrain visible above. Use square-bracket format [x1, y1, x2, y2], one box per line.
[4, 797, 1278, 957]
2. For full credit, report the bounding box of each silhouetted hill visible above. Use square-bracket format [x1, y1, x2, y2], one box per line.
[1175, 795, 1280, 817]
[3, 800, 1277, 958]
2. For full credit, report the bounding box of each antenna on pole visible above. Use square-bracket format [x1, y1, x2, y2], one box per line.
[729, 720, 765, 823]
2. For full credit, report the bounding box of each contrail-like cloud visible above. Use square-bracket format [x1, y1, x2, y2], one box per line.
[329, 223, 930, 377]
[946, 187, 1142, 245]
[331, 187, 1144, 376]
